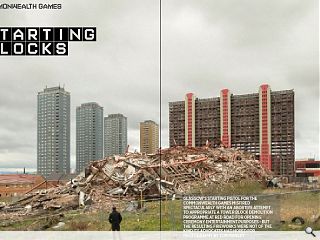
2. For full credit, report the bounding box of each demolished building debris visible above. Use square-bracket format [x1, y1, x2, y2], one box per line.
[0, 146, 270, 219]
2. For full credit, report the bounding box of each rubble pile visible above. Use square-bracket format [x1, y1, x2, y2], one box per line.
[0, 146, 269, 217]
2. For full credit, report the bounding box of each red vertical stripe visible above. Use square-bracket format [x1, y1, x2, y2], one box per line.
[186, 93, 193, 147]
[260, 85, 271, 170]
[221, 89, 230, 147]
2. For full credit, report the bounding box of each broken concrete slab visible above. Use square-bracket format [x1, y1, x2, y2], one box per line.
[0, 146, 270, 219]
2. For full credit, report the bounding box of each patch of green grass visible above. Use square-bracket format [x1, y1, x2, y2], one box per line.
[61, 201, 183, 231]
[160, 200, 183, 230]
[121, 201, 161, 231]
[1, 182, 318, 231]
[0, 218, 35, 231]
[189, 180, 266, 195]
[0, 214, 62, 231]
[278, 191, 320, 230]
[61, 202, 163, 231]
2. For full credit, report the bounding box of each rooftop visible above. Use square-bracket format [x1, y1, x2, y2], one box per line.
[38, 86, 70, 95]
[106, 113, 126, 118]
[0, 174, 42, 185]
[78, 102, 102, 108]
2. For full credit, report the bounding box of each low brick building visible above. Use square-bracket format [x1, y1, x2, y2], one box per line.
[295, 160, 320, 177]
[0, 174, 47, 198]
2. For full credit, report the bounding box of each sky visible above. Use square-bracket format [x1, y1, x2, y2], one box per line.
[0, 0, 318, 171]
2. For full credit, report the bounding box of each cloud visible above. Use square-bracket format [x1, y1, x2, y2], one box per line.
[161, 0, 319, 158]
[0, 0, 159, 169]
[0, 0, 318, 170]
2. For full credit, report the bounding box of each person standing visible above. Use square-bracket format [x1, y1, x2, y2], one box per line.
[109, 206, 122, 231]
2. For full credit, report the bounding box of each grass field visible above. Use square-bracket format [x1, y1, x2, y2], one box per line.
[0, 181, 319, 231]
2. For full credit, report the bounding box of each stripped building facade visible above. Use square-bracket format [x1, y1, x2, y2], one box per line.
[169, 84, 295, 176]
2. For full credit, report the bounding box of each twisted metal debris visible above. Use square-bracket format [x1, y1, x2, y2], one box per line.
[0, 146, 270, 218]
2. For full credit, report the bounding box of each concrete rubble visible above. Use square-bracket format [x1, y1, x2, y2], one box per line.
[0, 146, 269, 218]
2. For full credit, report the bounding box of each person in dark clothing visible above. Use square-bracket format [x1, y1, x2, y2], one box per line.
[109, 206, 122, 231]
